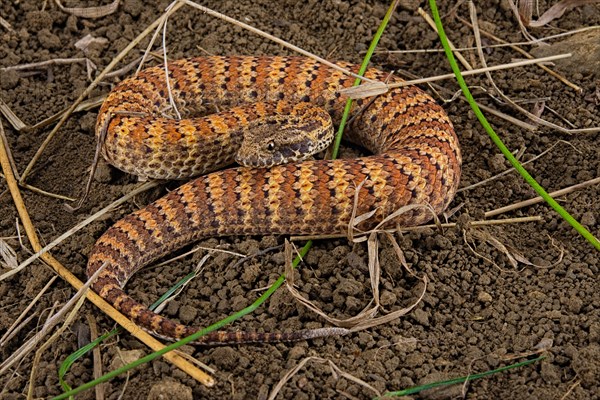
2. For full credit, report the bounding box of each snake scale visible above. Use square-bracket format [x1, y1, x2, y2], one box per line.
[87, 56, 461, 344]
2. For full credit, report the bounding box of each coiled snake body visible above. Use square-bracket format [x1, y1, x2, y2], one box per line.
[87, 56, 461, 344]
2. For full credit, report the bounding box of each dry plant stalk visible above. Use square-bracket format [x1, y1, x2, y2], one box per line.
[458, 140, 578, 193]
[517, 0, 600, 28]
[27, 292, 89, 400]
[469, 2, 573, 136]
[86, 315, 106, 400]
[268, 357, 381, 400]
[455, 15, 582, 93]
[2, 263, 106, 377]
[0, 276, 58, 347]
[465, 228, 564, 271]
[485, 176, 600, 217]
[284, 199, 430, 334]
[290, 216, 544, 241]
[341, 54, 571, 99]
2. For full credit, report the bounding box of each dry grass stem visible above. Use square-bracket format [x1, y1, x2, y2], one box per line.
[16, 182, 76, 201]
[456, 15, 582, 93]
[105, 56, 147, 79]
[180, 0, 376, 84]
[285, 199, 430, 333]
[381, 25, 600, 56]
[2, 262, 107, 377]
[151, 244, 245, 270]
[485, 176, 600, 218]
[0, 57, 92, 72]
[561, 380, 581, 400]
[26, 95, 106, 133]
[458, 140, 576, 193]
[469, 4, 598, 134]
[0, 275, 58, 347]
[418, 7, 473, 70]
[1, 130, 211, 385]
[0, 175, 77, 201]
[172, 350, 216, 375]
[86, 315, 106, 400]
[19, 1, 186, 183]
[231, 245, 282, 269]
[467, 228, 564, 271]
[0, 15, 13, 31]
[27, 292, 89, 400]
[54, 0, 120, 18]
[0, 238, 18, 269]
[395, 68, 539, 131]
[342, 54, 571, 99]
[506, 0, 538, 41]
[284, 239, 373, 329]
[518, 0, 599, 28]
[153, 254, 210, 315]
[268, 357, 381, 400]
[290, 215, 543, 241]
[0, 180, 159, 282]
[0, 97, 26, 131]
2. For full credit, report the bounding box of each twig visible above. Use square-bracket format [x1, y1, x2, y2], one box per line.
[485, 177, 600, 218]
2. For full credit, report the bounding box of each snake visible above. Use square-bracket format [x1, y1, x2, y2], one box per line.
[87, 56, 461, 344]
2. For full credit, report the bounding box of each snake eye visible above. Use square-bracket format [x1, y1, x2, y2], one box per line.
[266, 141, 275, 151]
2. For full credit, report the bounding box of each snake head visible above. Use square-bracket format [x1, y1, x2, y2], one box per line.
[235, 105, 334, 167]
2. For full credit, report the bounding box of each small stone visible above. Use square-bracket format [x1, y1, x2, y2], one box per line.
[109, 349, 145, 372]
[477, 291, 493, 303]
[288, 345, 306, 360]
[178, 305, 198, 324]
[0, 69, 19, 90]
[210, 346, 238, 369]
[37, 29, 61, 50]
[380, 290, 397, 307]
[147, 380, 193, 400]
[411, 308, 430, 326]
[581, 211, 596, 227]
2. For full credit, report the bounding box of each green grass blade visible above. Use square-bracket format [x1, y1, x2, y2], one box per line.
[428, 0, 600, 250]
[56, 270, 198, 393]
[377, 356, 545, 397]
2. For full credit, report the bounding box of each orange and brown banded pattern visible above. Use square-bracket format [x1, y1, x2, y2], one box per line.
[88, 56, 461, 344]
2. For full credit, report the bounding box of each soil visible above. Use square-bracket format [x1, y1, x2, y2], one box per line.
[1, 1, 599, 399]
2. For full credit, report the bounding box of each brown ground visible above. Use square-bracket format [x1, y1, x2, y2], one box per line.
[1, 1, 599, 399]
